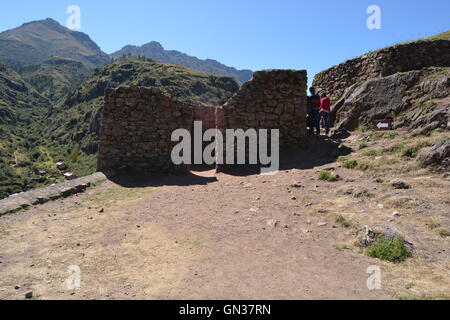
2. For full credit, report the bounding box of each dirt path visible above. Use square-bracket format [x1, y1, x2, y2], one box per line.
[0, 169, 388, 300]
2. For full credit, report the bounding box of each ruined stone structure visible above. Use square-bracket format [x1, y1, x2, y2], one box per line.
[98, 69, 307, 174]
[313, 40, 450, 100]
[217, 70, 307, 170]
[98, 87, 216, 173]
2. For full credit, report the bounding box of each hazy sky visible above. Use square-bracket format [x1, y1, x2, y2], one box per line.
[1, 0, 449, 82]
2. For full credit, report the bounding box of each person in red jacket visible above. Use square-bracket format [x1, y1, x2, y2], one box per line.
[319, 93, 331, 135]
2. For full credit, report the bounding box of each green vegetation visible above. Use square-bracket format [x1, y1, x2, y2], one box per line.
[357, 125, 369, 132]
[335, 214, 351, 228]
[437, 229, 450, 238]
[90, 179, 106, 188]
[401, 142, 430, 158]
[383, 131, 399, 139]
[367, 131, 385, 140]
[363, 149, 378, 157]
[19, 57, 91, 102]
[342, 159, 358, 169]
[337, 156, 349, 162]
[432, 69, 448, 77]
[0, 61, 60, 199]
[357, 160, 373, 171]
[434, 136, 449, 147]
[333, 243, 349, 251]
[384, 140, 432, 159]
[319, 170, 339, 182]
[358, 142, 368, 150]
[338, 155, 372, 171]
[367, 236, 412, 263]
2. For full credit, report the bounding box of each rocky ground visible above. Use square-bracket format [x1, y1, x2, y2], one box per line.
[0, 129, 449, 300]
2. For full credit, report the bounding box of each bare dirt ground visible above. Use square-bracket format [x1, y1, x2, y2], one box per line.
[0, 130, 449, 300]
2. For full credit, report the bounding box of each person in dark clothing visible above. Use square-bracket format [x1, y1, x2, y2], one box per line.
[307, 87, 321, 135]
[320, 93, 331, 136]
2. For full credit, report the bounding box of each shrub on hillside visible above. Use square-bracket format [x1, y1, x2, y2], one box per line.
[319, 170, 339, 181]
[367, 236, 412, 263]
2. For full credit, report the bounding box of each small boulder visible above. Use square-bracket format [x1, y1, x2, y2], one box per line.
[64, 172, 77, 181]
[60, 187, 76, 197]
[392, 181, 411, 190]
[419, 140, 450, 171]
[266, 219, 279, 229]
[360, 226, 377, 248]
[56, 162, 68, 171]
[378, 223, 414, 250]
[75, 183, 89, 193]
[32, 196, 49, 206]
[24, 290, 33, 299]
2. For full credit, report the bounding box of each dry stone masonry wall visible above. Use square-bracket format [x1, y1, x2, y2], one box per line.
[218, 70, 307, 169]
[313, 40, 450, 100]
[98, 87, 194, 173]
[98, 69, 308, 174]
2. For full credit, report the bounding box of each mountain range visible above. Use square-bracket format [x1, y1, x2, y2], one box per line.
[111, 42, 253, 83]
[0, 18, 253, 83]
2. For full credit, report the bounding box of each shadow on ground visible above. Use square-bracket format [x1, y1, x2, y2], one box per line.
[105, 171, 218, 188]
[105, 136, 352, 187]
[219, 136, 353, 176]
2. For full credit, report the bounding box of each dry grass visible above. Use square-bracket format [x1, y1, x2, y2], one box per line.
[333, 129, 450, 299]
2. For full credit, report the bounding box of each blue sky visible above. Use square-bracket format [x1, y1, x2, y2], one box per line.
[1, 0, 449, 83]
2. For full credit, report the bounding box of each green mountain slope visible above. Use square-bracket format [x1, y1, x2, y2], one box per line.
[0, 61, 63, 199]
[0, 61, 50, 125]
[0, 18, 110, 69]
[111, 41, 253, 84]
[19, 57, 91, 103]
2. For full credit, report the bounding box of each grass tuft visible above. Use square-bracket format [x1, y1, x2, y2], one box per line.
[437, 228, 450, 238]
[363, 149, 378, 157]
[335, 214, 351, 228]
[333, 243, 349, 251]
[319, 171, 339, 182]
[383, 131, 399, 139]
[342, 159, 358, 169]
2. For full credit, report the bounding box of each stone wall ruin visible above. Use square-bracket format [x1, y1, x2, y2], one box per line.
[98, 69, 308, 174]
[313, 39, 450, 100]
